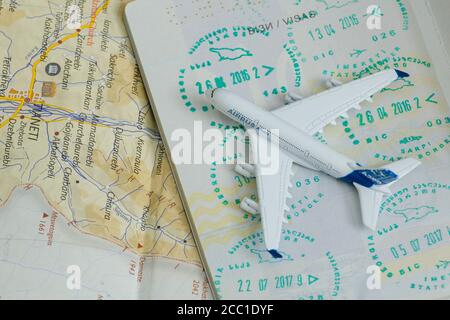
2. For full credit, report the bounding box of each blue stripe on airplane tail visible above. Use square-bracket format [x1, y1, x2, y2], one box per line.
[340, 169, 398, 188]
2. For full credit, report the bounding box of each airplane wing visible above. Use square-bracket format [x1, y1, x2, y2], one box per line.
[247, 130, 294, 256]
[272, 69, 407, 135]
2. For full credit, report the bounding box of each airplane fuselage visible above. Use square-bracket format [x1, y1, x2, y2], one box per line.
[216, 92, 357, 179]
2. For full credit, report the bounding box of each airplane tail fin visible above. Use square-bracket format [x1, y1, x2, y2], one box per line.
[354, 158, 421, 230]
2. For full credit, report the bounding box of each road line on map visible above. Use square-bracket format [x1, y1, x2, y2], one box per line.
[0, 0, 110, 130]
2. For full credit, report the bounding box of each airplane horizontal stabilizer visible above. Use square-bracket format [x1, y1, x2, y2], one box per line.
[355, 158, 421, 230]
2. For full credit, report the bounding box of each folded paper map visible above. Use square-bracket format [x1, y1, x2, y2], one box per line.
[0, 0, 209, 299]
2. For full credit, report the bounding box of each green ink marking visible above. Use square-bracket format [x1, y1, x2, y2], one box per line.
[425, 93, 438, 104]
[395, 0, 410, 31]
[350, 48, 367, 58]
[316, 0, 360, 10]
[209, 47, 253, 61]
[436, 260, 450, 270]
[368, 183, 450, 282]
[209, 162, 229, 206]
[400, 136, 423, 145]
[262, 65, 275, 76]
[283, 43, 302, 87]
[179, 25, 281, 116]
[393, 206, 439, 223]
[381, 78, 414, 92]
[341, 119, 361, 145]
[326, 251, 341, 297]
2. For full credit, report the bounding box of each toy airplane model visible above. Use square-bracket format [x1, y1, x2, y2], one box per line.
[208, 69, 421, 258]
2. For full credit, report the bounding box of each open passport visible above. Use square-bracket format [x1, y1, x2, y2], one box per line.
[126, 0, 450, 299]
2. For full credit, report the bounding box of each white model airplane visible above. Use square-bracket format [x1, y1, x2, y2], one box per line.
[208, 69, 421, 258]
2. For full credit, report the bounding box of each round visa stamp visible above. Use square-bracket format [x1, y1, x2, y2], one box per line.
[367, 182, 450, 297]
[178, 23, 307, 210]
[177, 23, 303, 120]
[212, 228, 342, 300]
